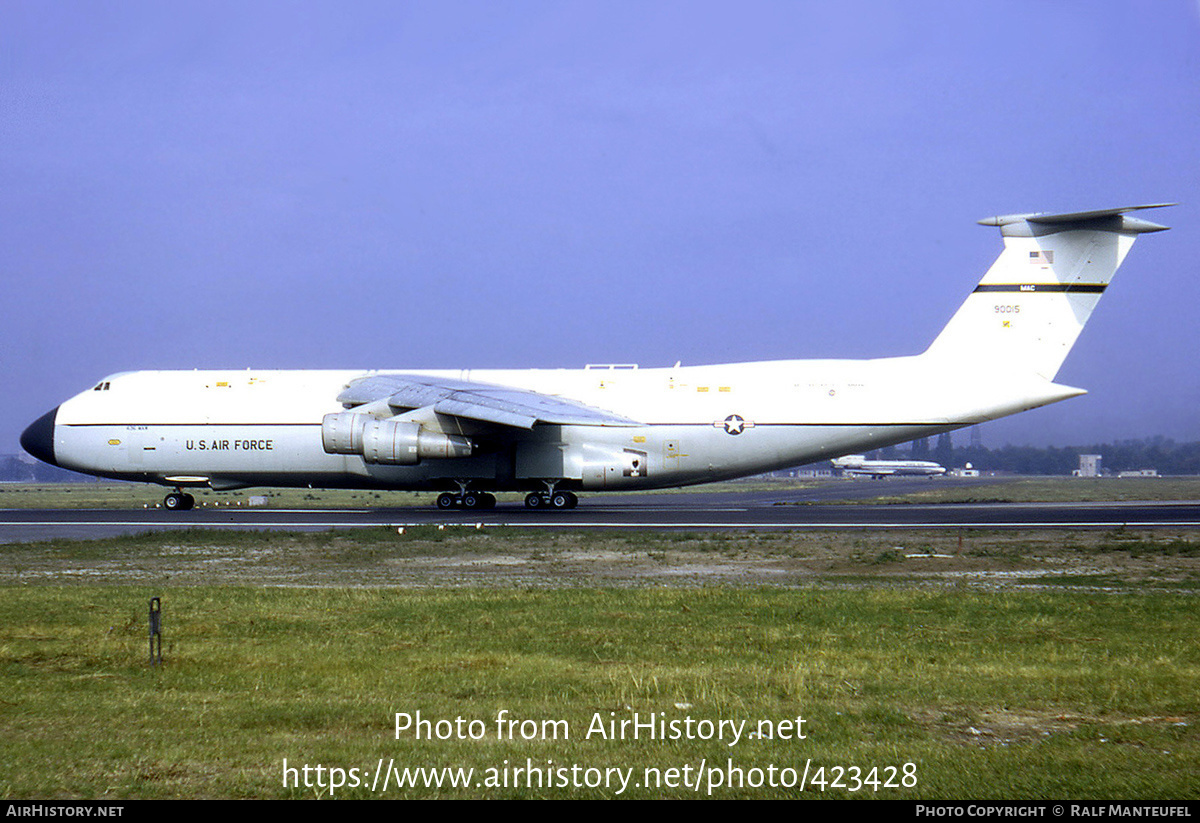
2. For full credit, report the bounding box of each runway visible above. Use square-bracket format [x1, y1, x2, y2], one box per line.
[3, 483, 1200, 543]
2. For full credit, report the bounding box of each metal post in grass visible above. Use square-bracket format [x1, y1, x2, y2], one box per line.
[149, 597, 162, 666]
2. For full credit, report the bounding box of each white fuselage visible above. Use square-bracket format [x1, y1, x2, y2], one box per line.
[832, 455, 948, 477]
[44, 358, 1075, 493]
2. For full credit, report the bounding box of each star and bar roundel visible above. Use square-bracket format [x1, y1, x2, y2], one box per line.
[715, 414, 755, 435]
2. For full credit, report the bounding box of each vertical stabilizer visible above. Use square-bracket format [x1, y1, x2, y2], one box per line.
[923, 204, 1172, 380]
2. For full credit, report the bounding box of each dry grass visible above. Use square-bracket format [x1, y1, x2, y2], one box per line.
[0, 528, 1197, 798]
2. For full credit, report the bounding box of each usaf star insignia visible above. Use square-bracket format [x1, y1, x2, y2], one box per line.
[717, 414, 754, 435]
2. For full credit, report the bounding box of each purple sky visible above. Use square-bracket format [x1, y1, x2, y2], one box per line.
[3, 1, 1198, 452]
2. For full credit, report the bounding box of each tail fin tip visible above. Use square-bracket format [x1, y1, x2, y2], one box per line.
[978, 203, 1176, 236]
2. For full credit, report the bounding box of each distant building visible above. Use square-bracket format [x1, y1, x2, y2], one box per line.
[1117, 469, 1159, 478]
[1074, 454, 1102, 477]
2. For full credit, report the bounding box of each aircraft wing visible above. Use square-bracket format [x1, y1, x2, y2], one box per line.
[336, 373, 641, 429]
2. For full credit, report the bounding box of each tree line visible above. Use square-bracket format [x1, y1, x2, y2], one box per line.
[880, 436, 1200, 475]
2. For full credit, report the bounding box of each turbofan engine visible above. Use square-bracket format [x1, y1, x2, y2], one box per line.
[321, 413, 472, 464]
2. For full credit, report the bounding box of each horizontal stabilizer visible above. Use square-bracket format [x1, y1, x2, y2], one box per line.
[978, 203, 1174, 236]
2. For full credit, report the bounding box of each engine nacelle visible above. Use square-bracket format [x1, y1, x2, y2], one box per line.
[362, 419, 473, 464]
[321, 412, 369, 455]
[323, 413, 472, 464]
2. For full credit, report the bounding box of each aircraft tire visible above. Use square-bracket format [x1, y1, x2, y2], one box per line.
[436, 492, 458, 510]
[524, 492, 545, 509]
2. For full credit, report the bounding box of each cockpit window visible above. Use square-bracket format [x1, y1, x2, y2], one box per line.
[92, 382, 112, 391]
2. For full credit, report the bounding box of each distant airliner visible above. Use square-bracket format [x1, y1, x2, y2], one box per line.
[21, 204, 1172, 511]
[831, 455, 946, 478]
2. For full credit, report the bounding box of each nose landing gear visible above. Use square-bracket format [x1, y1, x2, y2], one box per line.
[163, 490, 195, 511]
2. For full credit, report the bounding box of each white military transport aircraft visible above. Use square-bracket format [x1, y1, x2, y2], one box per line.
[831, 455, 947, 478]
[21, 204, 1171, 511]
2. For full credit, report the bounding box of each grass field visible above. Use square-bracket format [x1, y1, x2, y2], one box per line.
[865, 477, 1200, 505]
[1, 527, 1197, 799]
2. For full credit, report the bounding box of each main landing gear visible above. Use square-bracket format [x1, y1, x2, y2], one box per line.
[433, 488, 579, 510]
[436, 491, 497, 510]
[163, 490, 195, 511]
[525, 490, 578, 510]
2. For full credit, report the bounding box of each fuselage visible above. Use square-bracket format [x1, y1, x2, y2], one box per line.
[832, 455, 948, 477]
[25, 357, 1077, 494]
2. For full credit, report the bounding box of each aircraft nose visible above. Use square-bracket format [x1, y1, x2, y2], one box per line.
[20, 406, 59, 467]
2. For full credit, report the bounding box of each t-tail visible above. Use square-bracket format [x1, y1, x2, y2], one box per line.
[923, 203, 1173, 381]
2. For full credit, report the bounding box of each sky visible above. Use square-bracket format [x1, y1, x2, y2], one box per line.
[2, 1, 1198, 453]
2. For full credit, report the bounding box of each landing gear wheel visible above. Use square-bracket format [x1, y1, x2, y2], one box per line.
[164, 492, 194, 511]
[436, 492, 459, 510]
[524, 492, 546, 509]
[462, 492, 482, 510]
[550, 491, 576, 510]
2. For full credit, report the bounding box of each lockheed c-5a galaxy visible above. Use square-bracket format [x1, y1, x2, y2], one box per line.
[21, 204, 1172, 511]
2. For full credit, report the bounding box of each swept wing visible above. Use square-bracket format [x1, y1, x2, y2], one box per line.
[336, 373, 641, 429]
